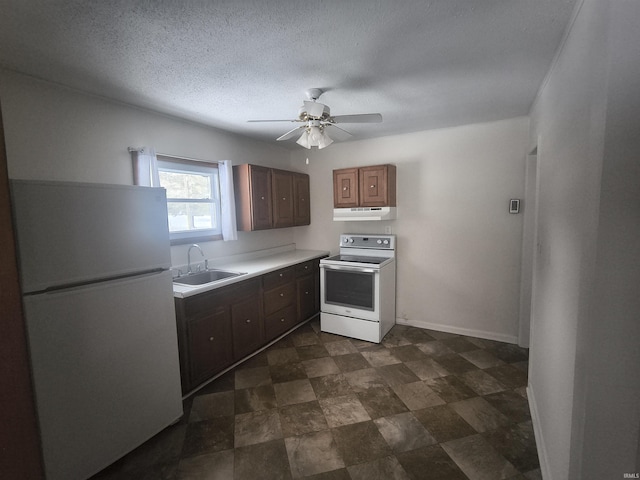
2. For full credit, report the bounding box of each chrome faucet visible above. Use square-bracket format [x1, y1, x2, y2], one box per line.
[187, 244, 205, 274]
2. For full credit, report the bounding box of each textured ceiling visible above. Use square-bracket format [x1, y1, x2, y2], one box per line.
[0, 0, 577, 148]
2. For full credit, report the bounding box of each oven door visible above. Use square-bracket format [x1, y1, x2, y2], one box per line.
[320, 264, 380, 322]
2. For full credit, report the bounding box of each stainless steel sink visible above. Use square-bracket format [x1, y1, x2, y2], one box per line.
[173, 269, 246, 286]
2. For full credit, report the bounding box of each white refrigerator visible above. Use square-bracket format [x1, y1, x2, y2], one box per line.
[10, 180, 183, 480]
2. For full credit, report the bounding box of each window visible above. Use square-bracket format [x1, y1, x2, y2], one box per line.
[157, 156, 222, 244]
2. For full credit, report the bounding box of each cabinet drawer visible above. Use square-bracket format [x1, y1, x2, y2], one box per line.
[263, 267, 294, 290]
[224, 278, 261, 302]
[265, 304, 297, 341]
[264, 283, 295, 315]
[183, 278, 260, 317]
[294, 260, 318, 277]
[183, 290, 224, 318]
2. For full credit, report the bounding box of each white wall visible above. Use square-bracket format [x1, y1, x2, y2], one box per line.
[291, 117, 529, 343]
[0, 70, 297, 266]
[579, 0, 640, 477]
[528, 0, 640, 478]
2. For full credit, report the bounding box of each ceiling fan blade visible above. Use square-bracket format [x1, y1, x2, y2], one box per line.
[303, 101, 326, 118]
[324, 124, 352, 141]
[331, 113, 382, 124]
[276, 126, 304, 141]
[248, 119, 299, 123]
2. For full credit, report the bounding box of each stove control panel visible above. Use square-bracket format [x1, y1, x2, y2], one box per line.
[340, 234, 395, 249]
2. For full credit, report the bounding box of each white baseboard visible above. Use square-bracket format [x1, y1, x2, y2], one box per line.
[527, 383, 551, 480]
[395, 317, 519, 345]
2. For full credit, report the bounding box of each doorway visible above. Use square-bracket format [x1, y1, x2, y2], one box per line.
[518, 145, 539, 347]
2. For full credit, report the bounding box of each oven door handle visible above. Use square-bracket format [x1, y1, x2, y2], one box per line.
[320, 264, 378, 274]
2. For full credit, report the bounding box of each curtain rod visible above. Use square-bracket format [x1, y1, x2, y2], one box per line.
[127, 147, 221, 165]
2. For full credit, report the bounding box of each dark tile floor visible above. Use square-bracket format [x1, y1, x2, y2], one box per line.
[93, 319, 540, 480]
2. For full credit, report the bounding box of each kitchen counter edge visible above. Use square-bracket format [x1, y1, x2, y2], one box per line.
[172, 249, 329, 299]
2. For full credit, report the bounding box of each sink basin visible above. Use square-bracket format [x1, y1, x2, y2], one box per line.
[173, 269, 246, 286]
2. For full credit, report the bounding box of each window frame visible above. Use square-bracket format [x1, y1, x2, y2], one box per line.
[156, 155, 223, 245]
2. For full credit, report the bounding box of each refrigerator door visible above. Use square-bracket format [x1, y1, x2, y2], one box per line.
[11, 180, 171, 293]
[23, 270, 183, 480]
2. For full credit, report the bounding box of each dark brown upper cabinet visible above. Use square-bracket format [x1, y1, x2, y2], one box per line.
[271, 169, 294, 228]
[293, 172, 311, 226]
[234, 164, 272, 231]
[234, 164, 310, 231]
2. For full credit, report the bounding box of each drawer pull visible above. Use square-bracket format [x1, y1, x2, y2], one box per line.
[343, 187, 348, 191]
[209, 336, 214, 341]
[279, 273, 283, 277]
[280, 318, 285, 322]
[282, 197, 286, 200]
[246, 319, 251, 323]
[305, 291, 310, 295]
[370, 184, 375, 188]
[280, 293, 284, 297]
[261, 196, 265, 200]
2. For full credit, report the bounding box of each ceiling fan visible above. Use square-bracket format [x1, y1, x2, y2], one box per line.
[248, 88, 382, 149]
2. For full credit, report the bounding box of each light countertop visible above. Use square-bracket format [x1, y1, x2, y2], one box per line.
[172, 245, 329, 299]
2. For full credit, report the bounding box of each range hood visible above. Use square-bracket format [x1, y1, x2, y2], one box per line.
[333, 206, 397, 221]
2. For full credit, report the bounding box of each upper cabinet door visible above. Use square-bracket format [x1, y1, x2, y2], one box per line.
[359, 165, 396, 207]
[333, 168, 359, 208]
[234, 164, 272, 231]
[250, 166, 273, 229]
[272, 169, 294, 228]
[293, 173, 310, 226]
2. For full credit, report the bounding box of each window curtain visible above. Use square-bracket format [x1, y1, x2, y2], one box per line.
[131, 146, 160, 187]
[218, 160, 238, 241]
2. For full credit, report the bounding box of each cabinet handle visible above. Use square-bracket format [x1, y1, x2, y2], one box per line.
[304, 265, 308, 269]
[343, 187, 348, 191]
[370, 185, 375, 188]
[280, 293, 284, 297]
[261, 196, 265, 200]
[209, 336, 214, 341]
[279, 273, 283, 277]
[246, 319, 251, 323]
[305, 291, 309, 295]
[282, 197, 287, 200]
[280, 318, 285, 322]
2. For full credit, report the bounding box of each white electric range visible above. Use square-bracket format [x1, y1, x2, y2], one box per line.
[320, 234, 396, 343]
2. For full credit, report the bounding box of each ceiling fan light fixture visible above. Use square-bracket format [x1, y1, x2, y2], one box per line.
[317, 131, 333, 149]
[308, 125, 321, 141]
[296, 130, 312, 149]
[249, 88, 382, 149]
[308, 126, 333, 149]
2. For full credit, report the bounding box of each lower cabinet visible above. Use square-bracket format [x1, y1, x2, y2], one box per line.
[175, 258, 322, 394]
[231, 296, 264, 360]
[297, 274, 317, 321]
[186, 306, 233, 390]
